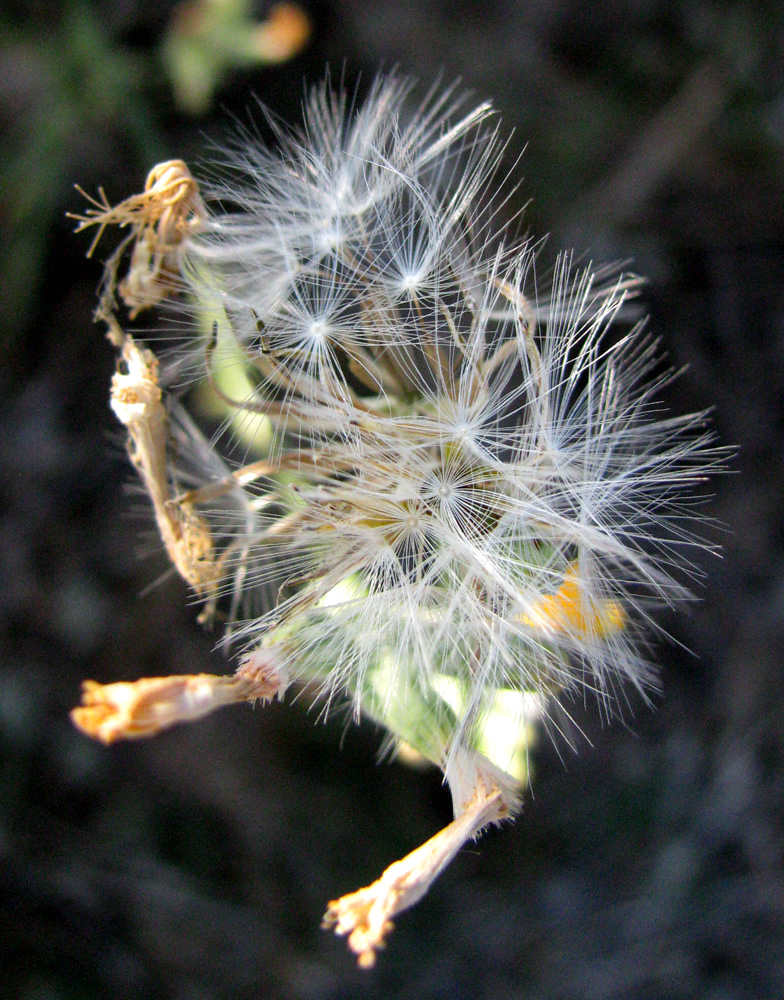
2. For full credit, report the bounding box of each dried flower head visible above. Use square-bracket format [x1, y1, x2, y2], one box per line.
[72, 74, 723, 966]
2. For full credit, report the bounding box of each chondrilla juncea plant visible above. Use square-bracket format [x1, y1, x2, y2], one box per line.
[70, 75, 725, 966]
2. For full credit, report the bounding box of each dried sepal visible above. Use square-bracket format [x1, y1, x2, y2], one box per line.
[71, 649, 287, 744]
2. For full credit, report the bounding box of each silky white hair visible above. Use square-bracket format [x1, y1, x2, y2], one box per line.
[137, 74, 723, 774]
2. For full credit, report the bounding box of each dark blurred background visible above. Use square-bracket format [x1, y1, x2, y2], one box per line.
[2, 1, 783, 997]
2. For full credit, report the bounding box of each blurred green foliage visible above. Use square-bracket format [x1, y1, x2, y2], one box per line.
[0, 0, 309, 355]
[1, 5, 161, 339]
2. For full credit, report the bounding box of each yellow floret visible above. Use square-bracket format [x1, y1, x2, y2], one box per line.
[521, 563, 625, 638]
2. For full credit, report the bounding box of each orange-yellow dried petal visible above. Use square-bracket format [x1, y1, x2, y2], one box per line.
[521, 563, 625, 639]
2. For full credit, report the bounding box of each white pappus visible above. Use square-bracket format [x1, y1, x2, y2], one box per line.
[70, 73, 725, 967]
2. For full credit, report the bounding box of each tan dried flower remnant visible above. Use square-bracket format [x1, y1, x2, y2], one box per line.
[323, 751, 519, 967]
[72, 154, 528, 962]
[70, 160, 206, 318]
[71, 650, 286, 744]
[109, 335, 222, 600]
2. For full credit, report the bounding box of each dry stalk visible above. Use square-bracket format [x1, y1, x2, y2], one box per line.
[323, 766, 518, 968]
[110, 336, 222, 599]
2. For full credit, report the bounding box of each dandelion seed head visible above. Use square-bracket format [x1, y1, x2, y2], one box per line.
[71, 71, 735, 962]
[76, 69, 727, 806]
